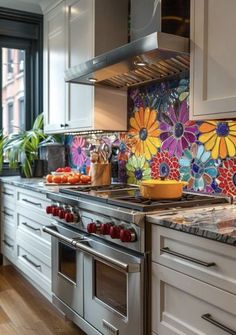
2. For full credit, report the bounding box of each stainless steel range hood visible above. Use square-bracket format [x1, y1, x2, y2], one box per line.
[65, 31, 190, 89]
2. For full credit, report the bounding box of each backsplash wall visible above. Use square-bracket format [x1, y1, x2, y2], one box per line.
[66, 75, 236, 196]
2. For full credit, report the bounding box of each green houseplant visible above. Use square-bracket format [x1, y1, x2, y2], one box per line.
[1, 113, 61, 178]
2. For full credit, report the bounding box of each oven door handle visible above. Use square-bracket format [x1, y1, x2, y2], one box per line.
[43, 225, 140, 273]
[73, 240, 141, 273]
[43, 226, 74, 245]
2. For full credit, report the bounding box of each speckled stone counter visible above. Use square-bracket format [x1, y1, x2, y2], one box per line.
[0, 176, 59, 194]
[147, 205, 236, 246]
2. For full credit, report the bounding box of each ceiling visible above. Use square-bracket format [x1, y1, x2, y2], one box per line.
[0, 0, 58, 13]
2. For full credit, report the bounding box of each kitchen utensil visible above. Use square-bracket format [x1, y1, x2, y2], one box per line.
[140, 179, 188, 200]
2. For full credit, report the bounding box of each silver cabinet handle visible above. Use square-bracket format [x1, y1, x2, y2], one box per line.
[202, 314, 236, 335]
[43, 225, 140, 273]
[2, 191, 14, 197]
[2, 210, 14, 218]
[3, 240, 14, 248]
[22, 222, 41, 232]
[22, 198, 42, 207]
[22, 255, 41, 269]
[160, 247, 216, 267]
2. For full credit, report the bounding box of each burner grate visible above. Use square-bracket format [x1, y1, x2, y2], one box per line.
[107, 192, 231, 212]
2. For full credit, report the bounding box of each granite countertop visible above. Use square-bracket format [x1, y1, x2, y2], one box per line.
[0, 176, 60, 194]
[147, 205, 236, 246]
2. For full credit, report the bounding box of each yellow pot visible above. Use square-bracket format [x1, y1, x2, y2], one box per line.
[140, 179, 188, 200]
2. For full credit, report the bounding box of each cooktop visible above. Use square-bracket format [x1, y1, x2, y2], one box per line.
[59, 184, 231, 212]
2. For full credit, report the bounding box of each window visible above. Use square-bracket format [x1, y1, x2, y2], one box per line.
[7, 102, 14, 133]
[19, 97, 25, 130]
[0, 7, 43, 171]
[7, 48, 13, 74]
[2, 48, 26, 136]
[18, 50, 24, 73]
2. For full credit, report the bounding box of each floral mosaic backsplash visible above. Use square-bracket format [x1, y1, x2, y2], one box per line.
[66, 76, 236, 196]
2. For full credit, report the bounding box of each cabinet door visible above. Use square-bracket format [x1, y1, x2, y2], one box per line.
[44, 2, 66, 133]
[152, 263, 236, 335]
[65, 0, 94, 130]
[190, 0, 236, 120]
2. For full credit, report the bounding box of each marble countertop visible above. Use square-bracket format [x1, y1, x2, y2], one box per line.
[147, 204, 236, 246]
[0, 176, 60, 194]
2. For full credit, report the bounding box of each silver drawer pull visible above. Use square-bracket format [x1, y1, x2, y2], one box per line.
[2, 210, 13, 218]
[160, 247, 216, 267]
[3, 240, 14, 248]
[202, 314, 236, 335]
[3, 191, 14, 197]
[22, 222, 41, 232]
[22, 198, 42, 207]
[22, 255, 41, 269]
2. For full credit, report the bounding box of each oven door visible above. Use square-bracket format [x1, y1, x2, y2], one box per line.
[44, 225, 84, 317]
[74, 238, 144, 335]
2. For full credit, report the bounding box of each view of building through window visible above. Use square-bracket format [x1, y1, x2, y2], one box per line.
[2, 47, 25, 136]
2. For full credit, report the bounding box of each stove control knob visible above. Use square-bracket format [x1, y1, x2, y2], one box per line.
[65, 212, 74, 223]
[52, 206, 60, 216]
[110, 226, 121, 239]
[58, 209, 66, 219]
[120, 228, 136, 243]
[100, 223, 112, 235]
[87, 222, 97, 234]
[46, 205, 54, 214]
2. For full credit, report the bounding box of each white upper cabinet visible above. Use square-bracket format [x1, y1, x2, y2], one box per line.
[190, 0, 236, 120]
[44, 2, 66, 133]
[44, 0, 128, 134]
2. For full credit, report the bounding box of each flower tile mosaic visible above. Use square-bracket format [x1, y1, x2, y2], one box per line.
[66, 75, 236, 196]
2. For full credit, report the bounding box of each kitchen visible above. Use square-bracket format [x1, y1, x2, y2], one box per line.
[0, 0, 236, 335]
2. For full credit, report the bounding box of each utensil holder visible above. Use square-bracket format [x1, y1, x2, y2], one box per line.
[90, 163, 111, 186]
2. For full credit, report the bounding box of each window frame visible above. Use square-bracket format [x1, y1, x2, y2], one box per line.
[0, 7, 43, 131]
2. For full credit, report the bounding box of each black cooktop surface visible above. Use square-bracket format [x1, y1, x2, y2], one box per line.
[59, 184, 230, 212]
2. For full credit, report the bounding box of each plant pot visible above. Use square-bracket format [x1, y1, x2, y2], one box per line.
[32, 159, 45, 177]
[140, 179, 188, 200]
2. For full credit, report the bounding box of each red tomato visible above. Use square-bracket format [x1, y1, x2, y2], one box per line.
[68, 176, 77, 184]
[80, 175, 91, 184]
[56, 167, 64, 172]
[61, 175, 68, 183]
[52, 175, 62, 184]
[64, 166, 72, 172]
[46, 174, 53, 183]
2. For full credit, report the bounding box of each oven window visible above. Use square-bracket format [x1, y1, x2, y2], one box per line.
[95, 260, 127, 316]
[58, 242, 76, 283]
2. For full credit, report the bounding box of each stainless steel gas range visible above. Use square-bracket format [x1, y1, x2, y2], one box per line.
[43, 184, 231, 335]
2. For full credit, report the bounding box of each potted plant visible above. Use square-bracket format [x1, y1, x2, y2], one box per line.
[1, 113, 62, 178]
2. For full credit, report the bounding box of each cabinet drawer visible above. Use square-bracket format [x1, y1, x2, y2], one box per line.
[17, 188, 49, 216]
[17, 211, 51, 244]
[1, 203, 15, 230]
[152, 225, 236, 294]
[16, 229, 51, 266]
[17, 245, 51, 294]
[1, 184, 16, 203]
[1, 234, 16, 262]
[152, 263, 236, 335]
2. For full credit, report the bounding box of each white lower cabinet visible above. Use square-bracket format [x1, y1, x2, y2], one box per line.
[151, 225, 236, 335]
[1, 182, 52, 301]
[152, 263, 236, 335]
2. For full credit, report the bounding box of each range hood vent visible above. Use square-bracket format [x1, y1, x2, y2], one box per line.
[65, 32, 190, 89]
